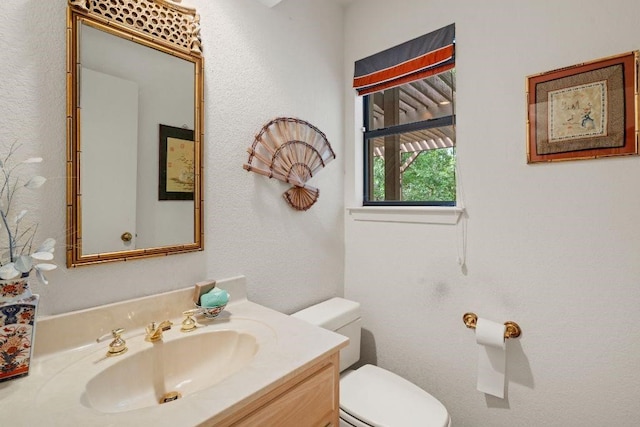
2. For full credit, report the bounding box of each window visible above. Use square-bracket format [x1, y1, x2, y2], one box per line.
[353, 24, 456, 206]
[363, 70, 456, 206]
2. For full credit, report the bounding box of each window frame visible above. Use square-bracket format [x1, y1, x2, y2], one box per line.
[362, 88, 457, 207]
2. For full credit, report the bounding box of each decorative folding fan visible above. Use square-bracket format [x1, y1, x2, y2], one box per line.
[243, 117, 336, 211]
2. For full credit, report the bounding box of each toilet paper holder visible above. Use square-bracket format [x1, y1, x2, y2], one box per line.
[463, 312, 521, 340]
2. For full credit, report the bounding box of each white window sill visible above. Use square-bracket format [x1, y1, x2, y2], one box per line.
[346, 206, 464, 225]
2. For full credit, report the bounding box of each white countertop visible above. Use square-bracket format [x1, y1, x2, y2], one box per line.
[0, 277, 347, 426]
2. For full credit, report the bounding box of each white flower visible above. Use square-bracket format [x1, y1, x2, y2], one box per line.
[0, 263, 20, 280]
[22, 157, 43, 164]
[24, 176, 46, 189]
[34, 263, 56, 285]
[15, 210, 27, 224]
[0, 142, 56, 285]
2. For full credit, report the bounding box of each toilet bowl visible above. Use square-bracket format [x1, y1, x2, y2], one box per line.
[292, 297, 450, 427]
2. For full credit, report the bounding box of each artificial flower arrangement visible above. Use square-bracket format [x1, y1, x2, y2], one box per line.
[0, 142, 56, 382]
[0, 142, 56, 285]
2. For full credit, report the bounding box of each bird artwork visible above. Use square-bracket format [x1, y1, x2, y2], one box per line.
[243, 117, 336, 211]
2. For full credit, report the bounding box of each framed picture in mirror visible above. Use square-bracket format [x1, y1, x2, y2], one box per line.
[159, 124, 195, 201]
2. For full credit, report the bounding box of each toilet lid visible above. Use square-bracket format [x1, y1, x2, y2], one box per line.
[340, 364, 449, 427]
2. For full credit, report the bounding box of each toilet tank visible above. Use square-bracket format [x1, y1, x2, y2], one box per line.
[291, 297, 361, 372]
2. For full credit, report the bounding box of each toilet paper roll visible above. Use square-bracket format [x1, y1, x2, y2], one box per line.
[475, 317, 506, 398]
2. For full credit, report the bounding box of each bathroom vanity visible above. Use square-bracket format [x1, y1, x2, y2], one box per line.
[0, 276, 347, 426]
[211, 351, 340, 426]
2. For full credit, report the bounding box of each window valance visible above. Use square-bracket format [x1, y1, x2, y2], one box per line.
[353, 23, 455, 96]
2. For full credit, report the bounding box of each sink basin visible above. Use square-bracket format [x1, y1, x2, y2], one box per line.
[84, 330, 258, 413]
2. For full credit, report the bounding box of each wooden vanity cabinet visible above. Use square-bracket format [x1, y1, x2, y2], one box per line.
[208, 351, 340, 427]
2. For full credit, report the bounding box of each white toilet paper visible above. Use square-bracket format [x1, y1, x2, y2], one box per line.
[475, 317, 507, 398]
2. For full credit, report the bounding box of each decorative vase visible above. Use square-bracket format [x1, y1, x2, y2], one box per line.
[0, 276, 39, 383]
[0, 276, 32, 304]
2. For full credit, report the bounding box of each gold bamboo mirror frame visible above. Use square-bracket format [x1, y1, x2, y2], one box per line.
[66, 0, 204, 267]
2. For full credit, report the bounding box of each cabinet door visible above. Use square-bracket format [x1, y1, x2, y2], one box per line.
[233, 363, 337, 427]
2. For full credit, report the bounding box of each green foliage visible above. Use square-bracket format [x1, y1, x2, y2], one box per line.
[372, 157, 385, 201]
[372, 148, 456, 203]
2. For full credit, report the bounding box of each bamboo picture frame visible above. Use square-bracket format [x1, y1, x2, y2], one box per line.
[526, 51, 638, 163]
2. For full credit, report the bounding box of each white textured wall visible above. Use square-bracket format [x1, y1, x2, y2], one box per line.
[0, 0, 344, 316]
[344, 1, 640, 426]
[200, 0, 345, 313]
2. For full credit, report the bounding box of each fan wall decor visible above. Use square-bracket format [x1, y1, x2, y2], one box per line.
[243, 117, 336, 211]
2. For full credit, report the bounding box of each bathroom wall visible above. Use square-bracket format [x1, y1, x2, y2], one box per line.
[199, 0, 345, 312]
[343, 0, 640, 425]
[0, 0, 345, 315]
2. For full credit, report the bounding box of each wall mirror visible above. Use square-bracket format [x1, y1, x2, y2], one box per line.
[66, 0, 204, 267]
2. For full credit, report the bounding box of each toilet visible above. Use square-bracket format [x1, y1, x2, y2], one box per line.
[292, 297, 451, 427]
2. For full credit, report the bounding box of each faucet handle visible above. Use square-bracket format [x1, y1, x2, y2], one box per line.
[97, 328, 128, 357]
[181, 309, 200, 332]
[145, 322, 157, 335]
[145, 320, 173, 342]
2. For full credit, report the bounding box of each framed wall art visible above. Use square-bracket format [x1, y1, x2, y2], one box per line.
[526, 51, 638, 163]
[159, 124, 195, 200]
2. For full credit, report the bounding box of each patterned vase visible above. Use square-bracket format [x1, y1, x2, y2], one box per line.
[0, 276, 39, 383]
[0, 276, 32, 304]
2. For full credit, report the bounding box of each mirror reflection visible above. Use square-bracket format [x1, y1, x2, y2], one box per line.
[67, 0, 203, 266]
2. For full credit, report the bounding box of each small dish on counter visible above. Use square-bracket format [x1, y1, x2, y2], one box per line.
[194, 302, 227, 319]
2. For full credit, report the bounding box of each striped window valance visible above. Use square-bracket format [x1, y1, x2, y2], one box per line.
[353, 23, 455, 96]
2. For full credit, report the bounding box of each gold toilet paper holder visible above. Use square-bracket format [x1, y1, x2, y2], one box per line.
[463, 312, 521, 340]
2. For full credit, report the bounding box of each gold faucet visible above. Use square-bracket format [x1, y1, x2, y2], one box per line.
[145, 320, 173, 342]
[97, 328, 128, 357]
